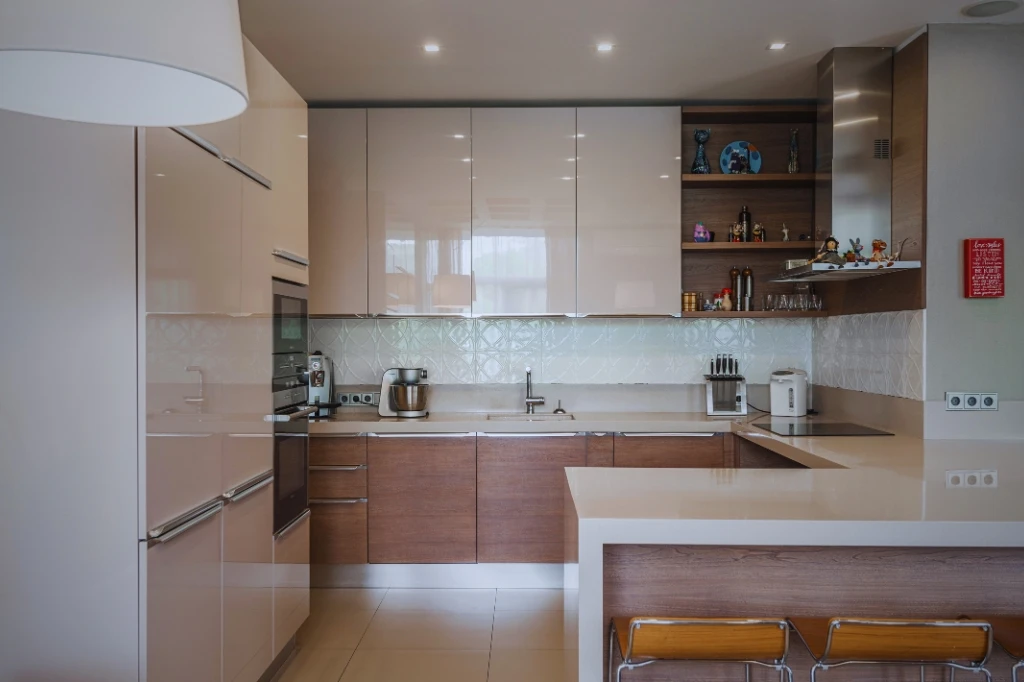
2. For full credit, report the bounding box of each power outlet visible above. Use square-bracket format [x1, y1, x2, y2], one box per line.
[945, 392, 965, 410]
[981, 393, 999, 410]
[963, 393, 982, 410]
[945, 469, 998, 489]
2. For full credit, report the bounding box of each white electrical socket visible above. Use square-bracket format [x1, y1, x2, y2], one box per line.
[981, 393, 999, 410]
[945, 392, 965, 410]
[945, 470, 965, 488]
[945, 469, 998, 489]
[963, 393, 982, 410]
[979, 470, 998, 488]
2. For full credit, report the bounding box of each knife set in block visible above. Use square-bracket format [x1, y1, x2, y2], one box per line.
[705, 353, 748, 417]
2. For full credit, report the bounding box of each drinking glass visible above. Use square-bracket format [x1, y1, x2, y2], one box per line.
[810, 294, 823, 311]
[763, 294, 776, 311]
[776, 294, 790, 311]
[796, 293, 809, 311]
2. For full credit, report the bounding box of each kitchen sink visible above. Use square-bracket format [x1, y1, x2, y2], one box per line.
[486, 413, 575, 421]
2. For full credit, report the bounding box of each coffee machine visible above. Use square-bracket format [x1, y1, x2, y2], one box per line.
[379, 367, 429, 418]
[307, 351, 335, 417]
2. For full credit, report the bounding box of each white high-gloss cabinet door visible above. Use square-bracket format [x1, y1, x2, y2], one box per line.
[471, 108, 577, 315]
[577, 107, 681, 315]
[147, 507, 222, 682]
[368, 109, 472, 315]
[273, 511, 310, 656]
[145, 127, 242, 315]
[309, 109, 369, 315]
[224, 482, 274, 682]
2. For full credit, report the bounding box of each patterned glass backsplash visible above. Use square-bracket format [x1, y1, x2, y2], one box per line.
[310, 317, 813, 385]
[813, 310, 925, 400]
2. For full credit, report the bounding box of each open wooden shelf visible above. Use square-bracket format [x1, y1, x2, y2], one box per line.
[681, 104, 817, 124]
[682, 173, 815, 188]
[682, 242, 814, 252]
[683, 310, 826, 319]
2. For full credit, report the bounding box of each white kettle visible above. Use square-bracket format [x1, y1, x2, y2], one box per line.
[770, 369, 808, 417]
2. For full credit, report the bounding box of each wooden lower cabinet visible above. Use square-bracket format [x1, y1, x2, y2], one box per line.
[612, 433, 726, 468]
[477, 434, 586, 563]
[309, 435, 367, 466]
[367, 434, 477, 563]
[733, 435, 806, 469]
[310, 501, 368, 564]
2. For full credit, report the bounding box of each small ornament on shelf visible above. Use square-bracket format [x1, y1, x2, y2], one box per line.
[693, 222, 711, 242]
[781, 224, 790, 242]
[811, 235, 846, 266]
[848, 238, 867, 263]
[752, 223, 765, 243]
[730, 223, 744, 243]
[721, 288, 734, 311]
[787, 129, 800, 174]
[870, 239, 888, 262]
[691, 129, 713, 175]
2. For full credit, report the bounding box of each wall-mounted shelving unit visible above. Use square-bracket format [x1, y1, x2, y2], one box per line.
[681, 103, 817, 316]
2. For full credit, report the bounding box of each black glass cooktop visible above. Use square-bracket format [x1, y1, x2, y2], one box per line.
[754, 421, 894, 437]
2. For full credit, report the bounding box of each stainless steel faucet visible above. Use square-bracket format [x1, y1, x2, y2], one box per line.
[525, 367, 545, 414]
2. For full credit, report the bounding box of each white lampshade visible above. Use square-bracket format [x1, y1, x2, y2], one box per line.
[0, 0, 249, 126]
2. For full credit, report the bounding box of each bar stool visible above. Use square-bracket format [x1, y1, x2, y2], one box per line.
[607, 617, 793, 682]
[788, 617, 994, 682]
[973, 617, 1024, 682]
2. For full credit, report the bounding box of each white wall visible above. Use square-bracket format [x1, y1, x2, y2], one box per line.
[0, 112, 139, 679]
[924, 24, 1024, 437]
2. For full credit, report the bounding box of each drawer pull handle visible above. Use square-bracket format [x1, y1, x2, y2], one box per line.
[309, 465, 366, 472]
[309, 498, 367, 505]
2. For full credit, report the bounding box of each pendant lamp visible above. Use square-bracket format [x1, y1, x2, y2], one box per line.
[0, 0, 249, 126]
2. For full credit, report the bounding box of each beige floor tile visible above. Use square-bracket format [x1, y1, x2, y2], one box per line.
[310, 588, 388, 614]
[377, 588, 496, 613]
[297, 608, 377, 649]
[339, 649, 490, 682]
[276, 646, 354, 682]
[492, 610, 579, 651]
[357, 611, 495, 650]
[495, 589, 577, 612]
[487, 649, 579, 682]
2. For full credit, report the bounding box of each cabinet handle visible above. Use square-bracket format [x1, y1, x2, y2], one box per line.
[310, 433, 366, 439]
[479, 432, 584, 438]
[274, 509, 311, 539]
[367, 432, 475, 438]
[272, 249, 310, 267]
[225, 157, 272, 189]
[309, 465, 366, 472]
[309, 498, 367, 505]
[618, 432, 717, 437]
[224, 472, 274, 503]
[265, 406, 318, 422]
[149, 501, 223, 546]
[171, 127, 223, 159]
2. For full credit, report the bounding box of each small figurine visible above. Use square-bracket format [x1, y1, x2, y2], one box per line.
[845, 250, 857, 263]
[726, 148, 749, 174]
[885, 237, 918, 266]
[693, 222, 711, 242]
[811, 235, 846, 266]
[787, 129, 800, 174]
[848, 238, 866, 263]
[781, 224, 790, 242]
[730, 223, 744, 243]
[870, 239, 888, 262]
[721, 288, 734, 311]
[691, 129, 713, 175]
[752, 223, 765, 243]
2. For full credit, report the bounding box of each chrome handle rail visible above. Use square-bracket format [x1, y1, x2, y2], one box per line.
[149, 502, 223, 546]
[225, 157, 272, 189]
[265, 405, 319, 422]
[309, 465, 366, 472]
[479, 432, 584, 438]
[274, 509, 311, 539]
[618, 432, 717, 437]
[309, 498, 367, 505]
[224, 472, 274, 503]
[272, 249, 310, 267]
[366, 432, 475, 438]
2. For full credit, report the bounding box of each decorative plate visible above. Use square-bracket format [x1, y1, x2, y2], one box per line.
[719, 141, 762, 174]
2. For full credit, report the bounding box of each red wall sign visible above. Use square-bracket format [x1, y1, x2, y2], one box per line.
[964, 238, 1005, 298]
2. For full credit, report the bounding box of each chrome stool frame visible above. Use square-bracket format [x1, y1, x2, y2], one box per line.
[791, 618, 994, 682]
[608, 617, 794, 682]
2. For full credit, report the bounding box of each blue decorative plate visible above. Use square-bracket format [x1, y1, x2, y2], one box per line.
[719, 141, 762, 174]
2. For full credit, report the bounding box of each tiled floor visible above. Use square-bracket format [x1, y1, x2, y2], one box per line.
[275, 588, 579, 682]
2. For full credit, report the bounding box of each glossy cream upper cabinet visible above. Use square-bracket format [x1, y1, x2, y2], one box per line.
[309, 109, 368, 315]
[576, 107, 681, 315]
[368, 109, 472, 315]
[239, 37, 309, 290]
[145, 127, 242, 314]
[471, 108, 577, 316]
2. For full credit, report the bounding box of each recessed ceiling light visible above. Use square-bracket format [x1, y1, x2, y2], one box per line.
[567, 157, 576, 162]
[154, 173, 166, 177]
[561, 176, 574, 180]
[597, 43, 614, 52]
[297, 134, 308, 139]
[768, 42, 788, 50]
[660, 175, 670, 179]
[462, 158, 472, 163]
[423, 43, 441, 53]
[675, 156, 681, 160]
[962, 0, 1021, 16]
[574, 133, 585, 138]
[453, 134, 465, 139]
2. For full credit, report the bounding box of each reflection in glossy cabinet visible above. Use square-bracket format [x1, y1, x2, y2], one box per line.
[145, 127, 242, 314]
[273, 511, 310, 656]
[224, 483, 274, 682]
[223, 434, 274, 494]
[577, 107, 681, 315]
[147, 507, 222, 682]
[147, 433, 222, 530]
[368, 109, 472, 315]
[472, 108, 577, 315]
[309, 109, 368, 315]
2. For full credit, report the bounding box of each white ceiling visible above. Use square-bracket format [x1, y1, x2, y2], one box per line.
[239, 0, 1022, 103]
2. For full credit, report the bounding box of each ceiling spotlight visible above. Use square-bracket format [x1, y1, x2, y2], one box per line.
[768, 43, 788, 50]
[462, 158, 472, 163]
[297, 134, 308, 139]
[660, 175, 670, 179]
[423, 44, 441, 53]
[962, 0, 1021, 16]
[453, 134, 465, 139]
[574, 133, 586, 138]
[597, 43, 614, 52]
[561, 176, 574, 180]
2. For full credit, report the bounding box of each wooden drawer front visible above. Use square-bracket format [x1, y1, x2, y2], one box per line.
[477, 435, 586, 563]
[310, 501, 368, 564]
[736, 437, 805, 469]
[613, 434, 725, 468]
[368, 435, 477, 564]
[309, 466, 367, 499]
[309, 435, 367, 466]
[585, 433, 614, 467]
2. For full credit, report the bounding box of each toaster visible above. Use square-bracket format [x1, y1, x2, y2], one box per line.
[770, 369, 808, 417]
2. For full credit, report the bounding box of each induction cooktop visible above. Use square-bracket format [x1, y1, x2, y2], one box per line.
[753, 421, 894, 437]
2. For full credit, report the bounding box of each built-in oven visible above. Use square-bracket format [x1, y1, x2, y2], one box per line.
[270, 278, 313, 535]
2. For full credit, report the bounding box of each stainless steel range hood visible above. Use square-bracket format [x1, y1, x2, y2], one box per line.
[779, 47, 920, 281]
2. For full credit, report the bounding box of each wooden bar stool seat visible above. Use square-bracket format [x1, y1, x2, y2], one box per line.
[608, 617, 793, 682]
[971, 617, 1024, 682]
[788, 617, 994, 682]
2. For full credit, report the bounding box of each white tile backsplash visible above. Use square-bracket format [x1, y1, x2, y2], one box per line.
[310, 317, 813, 385]
[812, 310, 925, 400]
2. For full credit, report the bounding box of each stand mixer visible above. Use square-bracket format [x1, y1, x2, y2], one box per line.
[378, 367, 429, 418]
